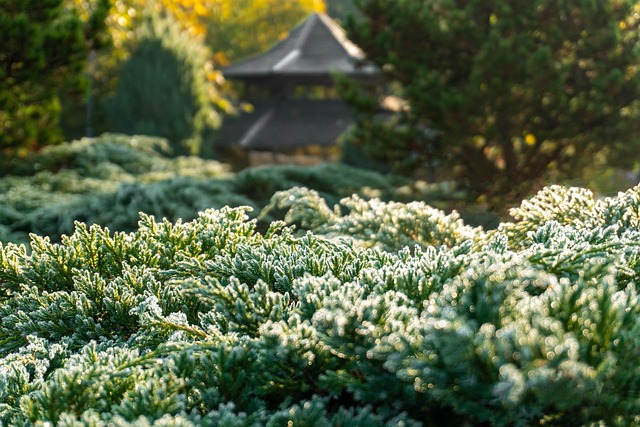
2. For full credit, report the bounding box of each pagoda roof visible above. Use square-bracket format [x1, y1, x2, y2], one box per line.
[222, 13, 378, 80]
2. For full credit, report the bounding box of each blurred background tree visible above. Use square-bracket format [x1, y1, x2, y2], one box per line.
[0, 0, 109, 156]
[63, 0, 218, 141]
[105, 9, 225, 156]
[344, 0, 640, 207]
[205, 0, 326, 66]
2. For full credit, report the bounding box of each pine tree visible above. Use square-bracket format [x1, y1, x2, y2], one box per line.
[344, 0, 640, 207]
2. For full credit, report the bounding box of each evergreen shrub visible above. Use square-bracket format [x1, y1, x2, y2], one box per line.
[229, 163, 455, 211]
[0, 135, 456, 245]
[0, 134, 232, 245]
[106, 11, 222, 156]
[1, 184, 640, 425]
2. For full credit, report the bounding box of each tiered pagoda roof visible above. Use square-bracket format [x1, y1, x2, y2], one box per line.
[217, 13, 379, 152]
[222, 13, 377, 82]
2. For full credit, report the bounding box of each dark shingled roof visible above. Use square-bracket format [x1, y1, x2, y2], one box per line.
[217, 13, 380, 152]
[222, 13, 378, 80]
[216, 99, 353, 151]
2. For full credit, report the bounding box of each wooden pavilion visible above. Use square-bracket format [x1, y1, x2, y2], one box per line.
[216, 12, 379, 165]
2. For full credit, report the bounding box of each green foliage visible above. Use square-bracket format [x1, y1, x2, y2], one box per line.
[326, 0, 359, 21]
[205, 0, 326, 66]
[1, 183, 640, 425]
[263, 187, 478, 251]
[106, 10, 223, 156]
[0, 0, 105, 153]
[345, 0, 640, 206]
[0, 134, 234, 245]
[230, 161, 424, 207]
[0, 134, 458, 246]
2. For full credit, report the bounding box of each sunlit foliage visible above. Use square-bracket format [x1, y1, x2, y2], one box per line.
[0, 0, 109, 153]
[99, 0, 326, 64]
[205, 0, 326, 65]
[1, 183, 640, 425]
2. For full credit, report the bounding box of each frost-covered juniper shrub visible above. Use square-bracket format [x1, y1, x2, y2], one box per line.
[1, 185, 640, 426]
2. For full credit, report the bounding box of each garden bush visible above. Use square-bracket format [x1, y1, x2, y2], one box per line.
[0, 134, 234, 245]
[0, 183, 639, 425]
[0, 134, 461, 245]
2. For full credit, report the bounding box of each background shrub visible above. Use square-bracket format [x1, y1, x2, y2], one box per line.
[0, 134, 462, 246]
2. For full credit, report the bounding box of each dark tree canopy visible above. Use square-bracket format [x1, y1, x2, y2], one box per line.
[344, 0, 640, 205]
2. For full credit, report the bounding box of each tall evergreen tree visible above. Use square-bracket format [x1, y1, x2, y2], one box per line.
[106, 10, 224, 156]
[344, 0, 640, 206]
